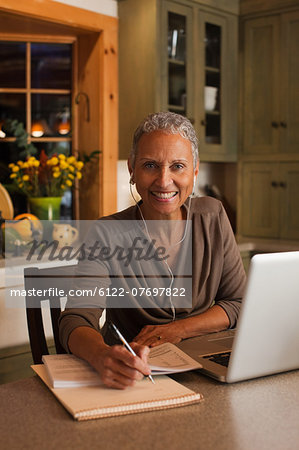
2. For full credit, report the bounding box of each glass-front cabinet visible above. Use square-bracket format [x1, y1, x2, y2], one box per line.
[203, 21, 222, 145]
[162, 2, 193, 121]
[162, 2, 238, 162]
[167, 12, 187, 114]
[197, 11, 237, 161]
[118, 0, 238, 162]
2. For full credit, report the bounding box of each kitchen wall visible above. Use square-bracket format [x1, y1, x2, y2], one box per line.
[52, 0, 118, 17]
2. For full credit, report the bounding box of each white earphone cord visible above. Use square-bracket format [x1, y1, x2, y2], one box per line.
[129, 181, 193, 321]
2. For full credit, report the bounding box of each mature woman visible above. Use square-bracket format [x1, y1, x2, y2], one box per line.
[59, 112, 246, 389]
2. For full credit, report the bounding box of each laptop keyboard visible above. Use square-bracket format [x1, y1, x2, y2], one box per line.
[203, 352, 231, 367]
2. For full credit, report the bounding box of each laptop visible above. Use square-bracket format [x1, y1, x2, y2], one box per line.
[177, 251, 299, 382]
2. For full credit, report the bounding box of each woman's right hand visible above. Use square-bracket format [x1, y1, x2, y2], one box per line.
[90, 342, 152, 389]
[68, 326, 151, 390]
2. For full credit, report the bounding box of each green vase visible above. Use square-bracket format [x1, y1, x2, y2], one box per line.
[28, 197, 62, 241]
[28, 197, 62, 220]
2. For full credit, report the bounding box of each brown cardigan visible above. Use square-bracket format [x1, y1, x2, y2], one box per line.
[59, 197, 246, 349]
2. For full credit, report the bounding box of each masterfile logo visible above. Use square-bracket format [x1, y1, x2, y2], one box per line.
[5, 219, 192, 309]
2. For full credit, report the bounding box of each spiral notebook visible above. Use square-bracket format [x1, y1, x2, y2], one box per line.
[32, 364, 203, 421]
[41, 344, 202, 389]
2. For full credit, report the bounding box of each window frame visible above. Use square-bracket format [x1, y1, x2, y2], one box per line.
[0, 0, 118, 219]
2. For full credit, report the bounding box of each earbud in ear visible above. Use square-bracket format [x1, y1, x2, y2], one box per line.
[193, 176, 196, 190]
[190, 175, 196, 197]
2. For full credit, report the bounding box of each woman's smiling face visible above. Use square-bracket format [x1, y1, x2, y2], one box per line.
[128, 130, 198, 220]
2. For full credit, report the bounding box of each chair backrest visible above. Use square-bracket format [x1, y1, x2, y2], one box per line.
[24, 264, 77, 364]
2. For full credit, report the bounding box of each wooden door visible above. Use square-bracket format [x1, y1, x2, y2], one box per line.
[280, 11, 299, 156]
[280, 163, 299, 239]
[243, 16, 280, 156]
[242, 162, 280, 238]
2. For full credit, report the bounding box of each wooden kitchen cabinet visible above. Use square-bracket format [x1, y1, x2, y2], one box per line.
[196, 10, 238, 162]
[279, 163, 299, 239]
[119, 0, 238, 162]
[238, 5, 299, 241]
[241, 162, 299, 239]
[242, 11, 299, 158]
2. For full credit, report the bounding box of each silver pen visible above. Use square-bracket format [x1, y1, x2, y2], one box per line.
[109, 322, 155, 384]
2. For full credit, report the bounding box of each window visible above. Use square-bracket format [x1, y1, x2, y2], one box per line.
[0, 39, 74, 218]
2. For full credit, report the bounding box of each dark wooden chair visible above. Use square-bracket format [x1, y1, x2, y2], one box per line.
[24, 264, 77, 364]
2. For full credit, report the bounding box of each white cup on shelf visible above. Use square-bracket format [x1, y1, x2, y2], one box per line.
[204, 86, 218, 111]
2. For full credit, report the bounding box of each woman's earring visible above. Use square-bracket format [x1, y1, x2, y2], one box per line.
[129, 176, 135, 185]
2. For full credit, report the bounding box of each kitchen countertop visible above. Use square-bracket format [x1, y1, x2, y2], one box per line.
[1, 369, 299, 450]
[236, 237, 299, 253]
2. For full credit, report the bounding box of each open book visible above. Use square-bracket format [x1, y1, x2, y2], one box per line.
[41, 343, 202, 388]
[32, 364, 203, 421]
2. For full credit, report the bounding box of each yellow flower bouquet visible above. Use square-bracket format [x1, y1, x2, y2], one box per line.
[9, 150, 84, 198]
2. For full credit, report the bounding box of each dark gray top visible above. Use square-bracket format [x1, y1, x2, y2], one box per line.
[59, 197, 246, 348]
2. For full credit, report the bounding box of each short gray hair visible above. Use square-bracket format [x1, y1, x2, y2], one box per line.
[130, 112, 199, 169]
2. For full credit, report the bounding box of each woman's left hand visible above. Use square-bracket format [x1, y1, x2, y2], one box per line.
[133, 322, 183, 347]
